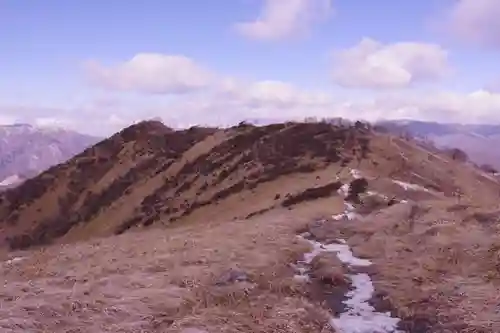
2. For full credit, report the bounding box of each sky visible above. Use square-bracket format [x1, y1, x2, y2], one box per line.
[2, 0, 500, 136]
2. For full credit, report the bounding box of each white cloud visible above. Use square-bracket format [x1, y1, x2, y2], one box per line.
[165, 79, 500, 127]
[234, 0, 332, 41]
[442, 0, 500, 48]
[331, 38, 451, 89]
[347, 90, 500, 124]
[217, 79, 332, 108]
[84, 53, 215, 94]
[33, 117, 76, 129]
[161, 80, 334, 127]
[5, 47, 500, 136]
[3, 87, 500, 136]
[0, 114, 17, 125]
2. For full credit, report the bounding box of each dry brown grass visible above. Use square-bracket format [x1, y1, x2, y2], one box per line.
[0, 200, 340, 333]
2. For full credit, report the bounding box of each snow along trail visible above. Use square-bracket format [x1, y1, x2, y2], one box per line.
[332, 202, 360, 221]
[350, 169, 363, 179]
[3, 257, 25, 265]
[334, 169, 363, 221]
[294, 236, 403, 333]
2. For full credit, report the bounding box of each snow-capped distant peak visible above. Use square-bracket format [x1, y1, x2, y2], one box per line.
[0, 174, 21, 186]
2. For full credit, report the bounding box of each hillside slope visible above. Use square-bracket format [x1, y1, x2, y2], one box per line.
[2, 120, 500, 332]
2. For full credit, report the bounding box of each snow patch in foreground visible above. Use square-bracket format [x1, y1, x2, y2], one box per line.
[334, 173, 361, 221]
[332, 273, 402, 333]
[294, 236, 402, 333]
[301, 239, 372, 267]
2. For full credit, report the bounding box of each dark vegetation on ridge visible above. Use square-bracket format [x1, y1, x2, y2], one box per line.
[0, 120, 374, 250]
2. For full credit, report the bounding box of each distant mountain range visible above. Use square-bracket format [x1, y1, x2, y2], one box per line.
[377, 120, 500, 169]
[0, 124, 101, 189]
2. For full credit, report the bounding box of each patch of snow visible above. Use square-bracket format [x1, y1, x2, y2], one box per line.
[392, 180, 430, 192]
[366, 191, 389, 200]
[294, 235, 402, 333]
[0, 174, 21, 186]
[331, 273, 402, 333]
[338, 169, 363, 197]
[338, 183, 350, 196]
[350, 169, 362, 179]
[345, 202, 355, 211]
[332, 202, 361, 221]
[300, 238, 372, 268]
[4, 257, 25, 265]
[346, 212, 360, 220]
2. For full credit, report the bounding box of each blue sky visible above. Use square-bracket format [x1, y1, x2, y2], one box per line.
[1, 0, 500, 135]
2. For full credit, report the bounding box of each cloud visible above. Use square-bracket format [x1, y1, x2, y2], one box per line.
[217, 79, 332, 108]
[353, 90, 500, 124]
[234, 0, 332, 41]
[331, 38, 451, 89]
[84, 53, 215, 94]
[4, 86, 500, 136]
[5, 47, 500, 136]
[441, 0, 500, 48]
[166, 79, 500, 127]
[33, 117, 76, 128]
[0, 114, 17, 125]
[158, 80, 333, 127]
